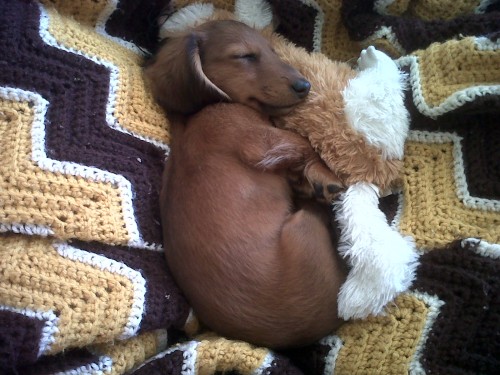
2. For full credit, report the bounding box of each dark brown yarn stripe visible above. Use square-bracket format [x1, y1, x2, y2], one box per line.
[0, 310, 46, 371]
[379, 194, 399, 224]
[105, 0, 171, 53]
[0, 0, 164, 245]
[282, 340, 332, 374]
[11, 348, 101, 375]
[268, 0, 319, 52]
[129, 350, 306, 375]
[341, 0, 500, 53]
[412, 242, 500, 374]
[129, 349, 185, 375]
[262, 355, 305, 375]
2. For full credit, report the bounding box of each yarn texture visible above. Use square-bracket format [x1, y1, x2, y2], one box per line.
[0, 0, 498, 374]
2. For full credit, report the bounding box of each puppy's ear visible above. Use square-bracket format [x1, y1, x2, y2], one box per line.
[145, 32, 229, 114]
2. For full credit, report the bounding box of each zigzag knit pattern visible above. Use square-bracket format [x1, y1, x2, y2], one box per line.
[0, 0, 499, 374]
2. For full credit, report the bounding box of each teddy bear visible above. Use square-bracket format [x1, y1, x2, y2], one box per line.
[155, 0, 418, 320]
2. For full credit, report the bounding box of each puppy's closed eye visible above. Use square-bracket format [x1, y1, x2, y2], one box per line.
[233, 53, 258, 62]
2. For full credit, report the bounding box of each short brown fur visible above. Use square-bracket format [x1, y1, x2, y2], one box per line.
[145, 20, 348, 349]
[146, 20, 311, 116]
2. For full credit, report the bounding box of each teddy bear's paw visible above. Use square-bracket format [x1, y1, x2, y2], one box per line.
[337, 273, 388, 320]
[337, 234, 419, 320]
[357, 46, 397, 73]
[337, 262, 414, 320]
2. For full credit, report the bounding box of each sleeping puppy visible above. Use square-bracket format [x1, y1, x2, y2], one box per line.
[145, 20, 347, 349]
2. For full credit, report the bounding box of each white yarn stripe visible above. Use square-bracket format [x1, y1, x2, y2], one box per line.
[0, 305, 59, 357]
[319, 335, 343, 375]
[474, 36, 500, 51]
[298, 0, 324, 52]
[54, 242, 146, 339]
[408, 291, 445, 375]
[54, 356, 113, 375]
[476, 0, 497, 14]
[397, 45, 500, 119]
[374, 0, 397, 16]
[94, 0, 146, 56]
[0, 222, 54, 237]
[390, 190, 405, 229]
[391, 191, 428, 257]
[133, 340, 200, 375]
[462, 238, 500, 259]
[0, 86, 161, 250]
[38, 3, 170, 155]
[252, 352, 275, 375]
[363, 25, 406, 55]
[180, 340, 199, 375]
[407, 130, 500, 212]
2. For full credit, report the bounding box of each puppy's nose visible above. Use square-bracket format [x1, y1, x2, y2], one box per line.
[291, 78, 311, 98]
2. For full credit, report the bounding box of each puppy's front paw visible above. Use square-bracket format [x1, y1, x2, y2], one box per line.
[304, 161, 344, 204]
[357, 46, 397, 72]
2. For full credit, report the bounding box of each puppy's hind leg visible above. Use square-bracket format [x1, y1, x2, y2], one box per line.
[274, 203, 347, 346]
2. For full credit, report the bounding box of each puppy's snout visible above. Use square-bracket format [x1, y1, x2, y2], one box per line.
[291, 78, 311, 99]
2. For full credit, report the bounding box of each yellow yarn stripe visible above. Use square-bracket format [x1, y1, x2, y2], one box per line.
[0, 234, 136, 354]
[0, 97, 128, 244]
[415, 37, 500, 108]
[385, 0, 411, 16]
[400, 140, 499, 249]
[411, 0, 482, 21]
[195, 335, 270, 375]
[40, 0, 109, 27]
[335, 294, 429, 375]
[316, 0, 360, 61]
[92, 330, 168, 375]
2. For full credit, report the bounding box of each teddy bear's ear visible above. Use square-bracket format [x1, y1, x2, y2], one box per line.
[234, 0, 274, 30]
[157, 3, 217, 39]
[144, 31, 229, 115]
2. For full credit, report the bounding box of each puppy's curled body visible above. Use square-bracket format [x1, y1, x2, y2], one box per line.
[146, 20, 347, 348]
[161, 103, 346, 348]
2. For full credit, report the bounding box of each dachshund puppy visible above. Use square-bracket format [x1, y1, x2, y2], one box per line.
[145, 20, 347, 349]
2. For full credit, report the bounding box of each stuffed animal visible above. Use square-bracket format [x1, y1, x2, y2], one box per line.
[156, 1, 419, 320]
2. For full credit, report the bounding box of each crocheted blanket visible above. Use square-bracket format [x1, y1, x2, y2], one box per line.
[0, 0, 498, 374]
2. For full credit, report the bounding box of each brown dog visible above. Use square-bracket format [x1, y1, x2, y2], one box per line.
[145, 20, 347, 349]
